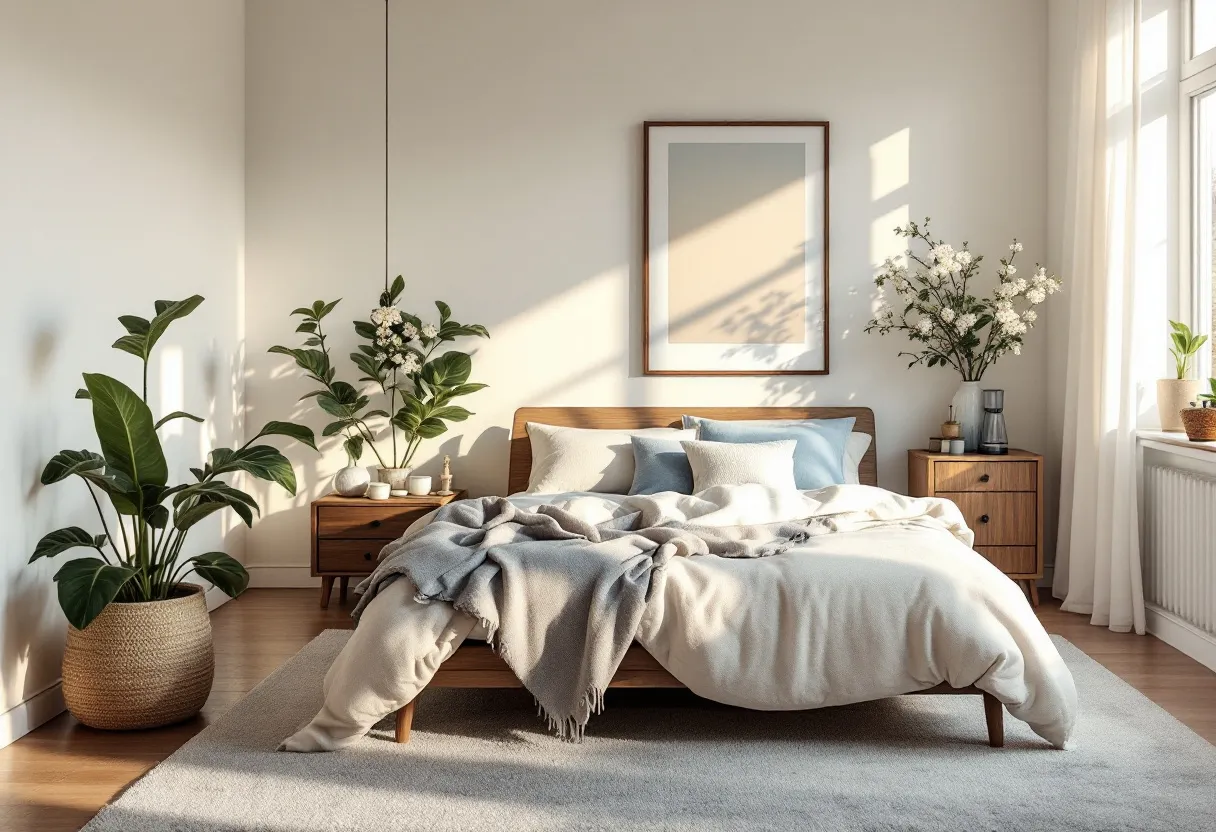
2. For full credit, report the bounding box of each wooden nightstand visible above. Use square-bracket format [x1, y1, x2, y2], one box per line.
[310, 490, 467, 609]
[907, 449, 1044, 606]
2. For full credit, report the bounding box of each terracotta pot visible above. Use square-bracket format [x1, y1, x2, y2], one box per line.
[62, 583, 213, 730]
[1157, 379, 1200, 431]
[1180, 407, 1216, 442]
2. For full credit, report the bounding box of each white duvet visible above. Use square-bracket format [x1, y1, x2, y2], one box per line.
[283, 484, 1077, 751]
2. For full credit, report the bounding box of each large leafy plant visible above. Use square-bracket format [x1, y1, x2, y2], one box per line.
[271, 276, 488, 469]
[30, 296, 317, 629]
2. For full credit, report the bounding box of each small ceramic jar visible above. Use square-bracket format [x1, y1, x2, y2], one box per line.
[407, 475, 432, 496]
[365, 481, 391, 500]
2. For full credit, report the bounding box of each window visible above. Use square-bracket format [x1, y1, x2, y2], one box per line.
[1183, 1, 1216, 377]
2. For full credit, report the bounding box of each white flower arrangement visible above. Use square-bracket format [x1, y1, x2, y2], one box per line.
[865, 219, 1061, 380]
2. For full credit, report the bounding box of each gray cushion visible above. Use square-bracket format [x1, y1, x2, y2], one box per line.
[627, 435, 694, 495]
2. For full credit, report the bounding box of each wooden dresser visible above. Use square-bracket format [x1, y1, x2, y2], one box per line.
[907, 449, 1043, 606]
[311, 490, 467, 609]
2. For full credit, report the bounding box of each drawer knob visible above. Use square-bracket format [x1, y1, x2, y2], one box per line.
[364, 551, 373, 561]
[979, 474, 990, 483]
[979, 514, 990, 524]
[370, 519, 382, 528]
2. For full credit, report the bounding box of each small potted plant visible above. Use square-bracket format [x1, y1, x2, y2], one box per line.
[31, 297, 316, 730]
[1158, 321, 1207, 431]
[1180, 378, 1216, 442]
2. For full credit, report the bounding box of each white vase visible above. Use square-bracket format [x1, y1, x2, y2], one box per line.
[951, 381, 984, 452]
[333, 465, 370, 497]
[376, 467, 411, 492]
[1157, 378, 1200, 431]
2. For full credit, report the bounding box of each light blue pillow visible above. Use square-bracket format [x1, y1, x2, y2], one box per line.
[681, 415, 856, 490]
[628, 435, 694, 495]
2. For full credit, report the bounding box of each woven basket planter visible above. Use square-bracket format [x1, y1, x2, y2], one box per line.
[1181, 407, 1216, 442]
[62, 583, 213, 730]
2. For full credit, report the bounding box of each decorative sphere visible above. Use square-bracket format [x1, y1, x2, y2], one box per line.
[334, 465, 371, 497]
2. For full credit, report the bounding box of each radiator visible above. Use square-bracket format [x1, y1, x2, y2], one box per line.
[1143, 464, 1216, 637]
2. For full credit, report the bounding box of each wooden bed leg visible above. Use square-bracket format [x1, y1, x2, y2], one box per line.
[983, 693, 1005, 748]
[394, 700, 415, 744]
[1026, 580, 1040, 608]
[319, 576, 334, 610]
[339, 576, 349, 605]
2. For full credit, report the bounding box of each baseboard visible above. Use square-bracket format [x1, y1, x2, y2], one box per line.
[1145, 604, 1216, 673]
[205, 584, 231, 612]
[246, 565, 320, 588]
[0, 679, 64, 749]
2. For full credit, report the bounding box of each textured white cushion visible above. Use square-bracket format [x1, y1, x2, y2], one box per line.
[525, 423, 697, 494]
[843, 432, 873, 485]
[680, 439, 798, 492]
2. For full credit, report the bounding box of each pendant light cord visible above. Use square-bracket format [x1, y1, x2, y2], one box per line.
[384, 0, 390, 293]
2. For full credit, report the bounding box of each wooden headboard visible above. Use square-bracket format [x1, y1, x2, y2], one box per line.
[508, 407, 877, 494]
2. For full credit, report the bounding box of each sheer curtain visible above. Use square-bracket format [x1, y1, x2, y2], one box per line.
[1053, 0, 1177, 633]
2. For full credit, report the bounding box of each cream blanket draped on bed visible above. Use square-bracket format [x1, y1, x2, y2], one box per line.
[281, 484, 1077, 752]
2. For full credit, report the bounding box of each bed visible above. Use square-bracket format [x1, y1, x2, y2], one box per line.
[282, 406, 1077, 753]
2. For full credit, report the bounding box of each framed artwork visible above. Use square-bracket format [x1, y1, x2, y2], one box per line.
[643, 121, 829, 375]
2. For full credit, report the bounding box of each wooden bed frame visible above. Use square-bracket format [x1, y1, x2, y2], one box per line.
[392, 407, 1005, 748]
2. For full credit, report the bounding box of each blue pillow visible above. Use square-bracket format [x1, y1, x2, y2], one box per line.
[628, 435, 694, 495]
[682, 415, 856, 490]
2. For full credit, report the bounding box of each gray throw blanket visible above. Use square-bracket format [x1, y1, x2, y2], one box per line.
[352, 496, 816, 739]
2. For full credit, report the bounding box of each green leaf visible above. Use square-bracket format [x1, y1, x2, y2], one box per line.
[343, 435, 364, 463]
[430, 405, 472, 422]
[53, 558, 136, 630]
[421, 352, 472, 388]
[75, 388, 91, 400]
[353, 320, 379, 341]
[291, 306, 315, 318]
[208, 446, 297, 495]
[143, 504, 169, 529]
[187, 552, 249, 597]
[30, 527, 106, 563]
[322, 420, 349, 437]
[111, 334, 146, 358]
[114, 296, 204, 362]
[173, 481, 259, 530]
[414, 417, 448, 439]
[319, 299, 340, 319]
[249, 420, 318, 451]
[118, 315, 150, 336]
[436, 300, 451, 322]
[389, 275, 405, 303]
[41, 450, 105, 484]
[295, 321, 317, 334]
[83, 373, 168, 487]
[153, 411, 204, 430]
[432, 382, 487, 406]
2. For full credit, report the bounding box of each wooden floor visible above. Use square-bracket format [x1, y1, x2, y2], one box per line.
[2, 590, 1214, 832]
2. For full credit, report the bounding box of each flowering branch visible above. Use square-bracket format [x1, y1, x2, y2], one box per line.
[864, 218, 1061, 381]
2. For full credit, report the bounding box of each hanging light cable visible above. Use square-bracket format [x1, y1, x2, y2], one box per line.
[384, 0, 390, 293]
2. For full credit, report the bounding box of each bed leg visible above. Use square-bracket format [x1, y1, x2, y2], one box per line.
[983, 693, 1005, 748]
[394, 700, 415, 744]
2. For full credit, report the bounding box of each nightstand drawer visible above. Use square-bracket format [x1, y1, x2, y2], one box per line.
[316, 506, 433, 539]
[975, 546, 1038, 575]
[934, 461, 1036, 492]
[938, 492, 1037, 545]
[316, 539, 394, 573]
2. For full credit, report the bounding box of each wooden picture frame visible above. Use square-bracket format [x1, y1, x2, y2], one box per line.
[643, 121, 830, 376]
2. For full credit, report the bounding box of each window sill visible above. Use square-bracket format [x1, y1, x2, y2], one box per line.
[1136, 429, 1216, 457]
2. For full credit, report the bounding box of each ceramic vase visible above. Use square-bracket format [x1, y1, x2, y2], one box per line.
[951, 381, 984, 452]
[1157, 379, 1200, 432]
[333, 465, 370, 497]
[376, 467, 410, 492]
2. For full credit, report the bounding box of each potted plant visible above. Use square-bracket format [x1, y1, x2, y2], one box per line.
[865, 219, 1062, 450]
[30, 296, 316, 730]
[1158, 321, 1208, 431]
[271, 276, 489, 492]
[1180, 378, 1216, 441]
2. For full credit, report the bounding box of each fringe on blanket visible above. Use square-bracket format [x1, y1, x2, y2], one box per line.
[537, 685, 606, 741]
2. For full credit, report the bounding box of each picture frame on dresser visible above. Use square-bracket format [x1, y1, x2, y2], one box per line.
[311, 491, 467, 609]
[643, 121, 830, 376]
[907, 449, 1044, 606]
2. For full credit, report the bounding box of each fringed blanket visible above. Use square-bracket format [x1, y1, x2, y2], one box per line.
[352, 496, 811, 739]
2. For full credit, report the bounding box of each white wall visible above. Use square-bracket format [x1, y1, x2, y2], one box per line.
[0, 0, 246, 745]
[244, 0, 1052, 578]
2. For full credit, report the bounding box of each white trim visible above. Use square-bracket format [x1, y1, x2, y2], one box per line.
[1138, 430, 1216, 459]
[0, 680, 65, 749]
[205, 584, 231, 612]
[246, 565, 320, 588]
[1145, 603, 1216, 671]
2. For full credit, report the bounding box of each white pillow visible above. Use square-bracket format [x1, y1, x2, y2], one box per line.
[843, 432, 873, 485]
[680, 439, 798, 492]
[526, 423, 696, 494]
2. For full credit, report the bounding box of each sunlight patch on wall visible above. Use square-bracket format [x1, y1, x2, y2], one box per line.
[870, 205, 910, 270]
[869, 128, 910, 201]
[159, 344, 185, 439]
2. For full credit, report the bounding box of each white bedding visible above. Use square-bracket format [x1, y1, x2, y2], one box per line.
[283, 485, 1077, 751]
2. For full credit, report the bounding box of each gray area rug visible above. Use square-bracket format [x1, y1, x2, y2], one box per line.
[83, 631, 1216, 832]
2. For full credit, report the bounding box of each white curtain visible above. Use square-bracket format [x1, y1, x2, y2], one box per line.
[1054, 0, 1177, 633]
